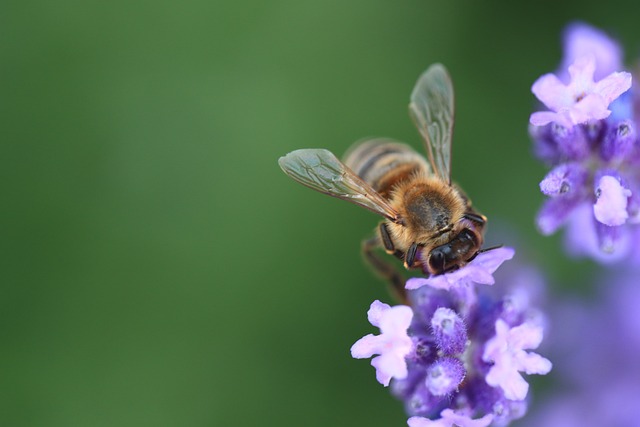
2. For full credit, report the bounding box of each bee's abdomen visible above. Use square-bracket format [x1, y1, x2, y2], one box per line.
[343, 139, 429, 198]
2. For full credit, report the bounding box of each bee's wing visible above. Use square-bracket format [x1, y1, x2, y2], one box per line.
[278, 148, 402, 223]
[409, 63, 455, 184]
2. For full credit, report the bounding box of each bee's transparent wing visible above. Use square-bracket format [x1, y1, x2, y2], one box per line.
[409, 63, 455, 184]
[278, 149, 402, 223]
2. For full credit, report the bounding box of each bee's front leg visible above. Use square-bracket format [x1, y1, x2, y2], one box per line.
[361, 232, 408, 305]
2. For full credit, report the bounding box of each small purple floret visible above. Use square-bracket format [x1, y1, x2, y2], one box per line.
[593, 175, 631, 226]
[351, 301, 414, 386]
[482, 319, 552, 401]
[425, 358, 465, 396]
[530, 55, 631, 128]
[430, 307, 467, 355]
[539, 163, 587, 196]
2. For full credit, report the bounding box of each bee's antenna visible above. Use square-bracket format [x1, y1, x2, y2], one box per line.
[478, 244, 503, 254]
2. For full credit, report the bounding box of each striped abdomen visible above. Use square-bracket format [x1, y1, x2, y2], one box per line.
[343, 139, 430, 198]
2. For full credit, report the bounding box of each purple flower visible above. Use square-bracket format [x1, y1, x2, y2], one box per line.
[593, 175, 631, 226]
[424, 357, 465, 396]
[350, 300, 413, 386]
[406, 247, 515, 291]
[530, 55, 631, 127]
[528, 23, 640, 263]
[408, 409, 493, 427]
[352, 249, 551, 425]
[482, 319, 552, 400]
[430, 307, 467, 355]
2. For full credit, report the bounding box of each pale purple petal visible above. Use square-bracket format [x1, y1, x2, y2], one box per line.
[351, 303, 413, 386]
[371, 352, 407, 386]
[568, 93, 610, 123]
[593, 175, 631, 226]
[408, 410, 493, 427]
[567, 55, 596, 93]
[367, 299, 391, 328]
[406, 247, 515, 291]
[509, 321, 544, 350]
[370, 357, 392, 386]
[440, 410, 494, 427]
[529, 111, 571, 127]
[485, 366, 530, 402]
[483, 319, 552, 401]
[593, 71, 632, 104]
[520, 351, 554, 375]
[407, 416, 448, 427]
[532, 73, 573, 110]
[351, 334, 382, 359]
[531, 55, 631, 127]
[380, 304, 414, 335]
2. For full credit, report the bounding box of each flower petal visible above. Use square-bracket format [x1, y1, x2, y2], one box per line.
[594, 71, 632, 104]
[567, 55, 596, 94]
[593, 175, 631, 226]
[350, 334, 381, 359]
[351, 302, 413, 386]
[367, 300, 390, 328]
[406, 247, 514, 291]
[482, 319, 551, 401]
[530, 111, 568, 127]
[532, 73, 572, 110]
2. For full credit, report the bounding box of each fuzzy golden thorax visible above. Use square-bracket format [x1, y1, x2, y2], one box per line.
[384, 175, 467, 253]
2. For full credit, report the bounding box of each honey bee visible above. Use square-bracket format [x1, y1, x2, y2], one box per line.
[278, 64, 486, 298]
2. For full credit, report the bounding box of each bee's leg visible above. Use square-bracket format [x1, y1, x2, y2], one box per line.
[403, 243, 419, 269]
[379, 223, 395, 253]
[361, 235, 408, 304]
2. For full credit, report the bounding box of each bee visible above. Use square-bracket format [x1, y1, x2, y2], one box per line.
[278, 64, 486, 298]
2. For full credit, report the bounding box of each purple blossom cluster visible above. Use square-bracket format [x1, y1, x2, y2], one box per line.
[351, 248, 552, 426]
[529, 23, 640, 263]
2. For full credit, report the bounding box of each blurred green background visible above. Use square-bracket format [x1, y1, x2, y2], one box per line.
[2, 0, 638, 425]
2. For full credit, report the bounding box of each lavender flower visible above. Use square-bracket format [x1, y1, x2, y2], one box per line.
[529, 22, 640, 263]
[530, 55, 631, 128]
[482, 319, 551, 401]
[350, 301, 413, 386]
[351, 249, 551, 426]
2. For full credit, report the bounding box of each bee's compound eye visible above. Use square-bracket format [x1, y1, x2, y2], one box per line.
[428, 249, 446, 274]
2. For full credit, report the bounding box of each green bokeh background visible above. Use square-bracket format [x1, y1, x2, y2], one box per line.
[2, 1, 637, 426]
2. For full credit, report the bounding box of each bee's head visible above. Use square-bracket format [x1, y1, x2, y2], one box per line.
[426, 228, 482, 275]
